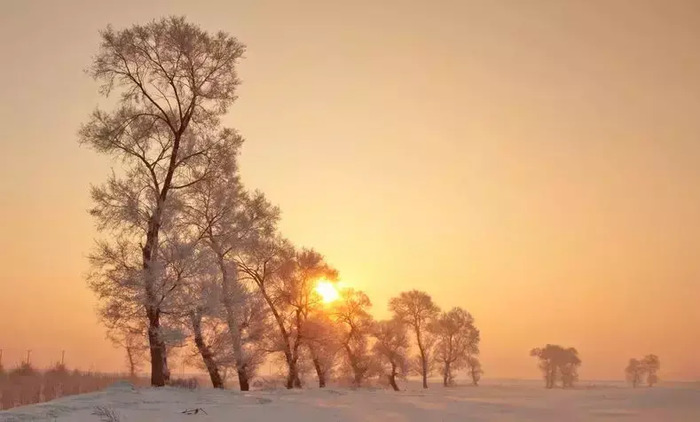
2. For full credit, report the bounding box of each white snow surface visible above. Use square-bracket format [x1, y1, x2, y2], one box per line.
[1, 380, 699, 421]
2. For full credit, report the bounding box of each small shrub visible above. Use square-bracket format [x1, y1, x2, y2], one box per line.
[92, 405, 121, 422]
[169, 377, 199, 390]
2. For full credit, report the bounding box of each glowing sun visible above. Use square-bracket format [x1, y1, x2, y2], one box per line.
[315, 280, 340, 303]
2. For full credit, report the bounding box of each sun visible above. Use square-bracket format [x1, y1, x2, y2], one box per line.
[315, 280, 340, 303]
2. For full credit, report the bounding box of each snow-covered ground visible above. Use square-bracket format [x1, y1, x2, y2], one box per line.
[1, 380, 698, 421]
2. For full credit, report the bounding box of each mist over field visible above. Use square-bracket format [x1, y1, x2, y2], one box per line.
[2, 0, 700, 420]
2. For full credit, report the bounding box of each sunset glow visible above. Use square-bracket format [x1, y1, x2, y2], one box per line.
[0, 1, 699, 388]
[316, 280, 340, 303]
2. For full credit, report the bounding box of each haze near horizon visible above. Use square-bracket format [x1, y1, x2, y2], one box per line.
[1, 0, 699, 381]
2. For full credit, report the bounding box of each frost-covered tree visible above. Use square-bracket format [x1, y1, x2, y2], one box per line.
[167, 247, 227, 388]
[389, 290, 440, 388]
[431, 307, 480, 386]
[236, 236, 303, 388]
[332, 288, 375, 386]
[239, 246, 336, 389]
[80, 16, 245, 386]
[277, 249, 338, 388]
[625, 358, 644, 388]
[372, 320, 410, 391]
[182, 144, 279, 391]
[530, 344, 581, 389]
[303, 312, 343, 387]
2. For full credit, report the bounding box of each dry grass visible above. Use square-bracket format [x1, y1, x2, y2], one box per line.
[0, 363, 147, 410]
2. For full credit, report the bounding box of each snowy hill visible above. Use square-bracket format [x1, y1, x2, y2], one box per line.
[1, 381, 699, 421]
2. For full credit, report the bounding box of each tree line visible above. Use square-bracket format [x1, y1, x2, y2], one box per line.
[625, 355, 660, 388]
[79, 16, 661, 392]
[529, 346, 661, 389]
[80, 16, 481, 391]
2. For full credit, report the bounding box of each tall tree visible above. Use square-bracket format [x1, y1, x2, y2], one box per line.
[431, 307, 480, 386]
[81, 16, 245, 386]
[389, 290, 440, 388]
[372, 320, 410, 391]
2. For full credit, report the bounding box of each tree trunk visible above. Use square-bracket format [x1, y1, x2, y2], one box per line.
[443, 362, 450, 387]
[143, 209, 169, 387]
[292, 311, 303, 389]
[190, 310, 224, 389]
[146, 307, 169, 387]
[256, 284, 298, 389]
[343, 343, 363, 387]
[388, 361, 400, 391]
[415, 328, 428, 389]
[285, 353, 299, 389]
[126, 346, 136, 379]
[389, 373, 399, 391]
[312, 356, 326, 388]
[237, 369, 250, 391]
[215, 252, 249, 391]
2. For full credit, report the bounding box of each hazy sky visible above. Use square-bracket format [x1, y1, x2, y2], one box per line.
[1, 0, 699, 380]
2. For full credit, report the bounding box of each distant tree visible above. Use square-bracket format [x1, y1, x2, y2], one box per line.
[641, 354, 660, 387]
[625, 358, 644, 388]
[107, 325, 147, 378]
[372, 319, 410, 391]
[430, 307, 480, 387]
[530, 344, 581, 389]
[81, 16, 245, 386]
[559, 349, 581, 388]
[466, 356, 483, 386]
[332, 288, 375, 386]
[389, 290, 440, 389]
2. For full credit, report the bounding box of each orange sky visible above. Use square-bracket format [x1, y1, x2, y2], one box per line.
[1, 0, 699, 380]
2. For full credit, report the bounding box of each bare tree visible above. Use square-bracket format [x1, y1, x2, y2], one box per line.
[431, 307, 480, 386]
[389, 290, 440, 388]
[625, 358, 644, 388]
[332, 288, 375, 387]
[106, 324, 147, 378]
[530, 344, 581, 389]
[81, 16, 245, 386]
[641, 354, 660, 387]
[372, 320, 409, 391]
